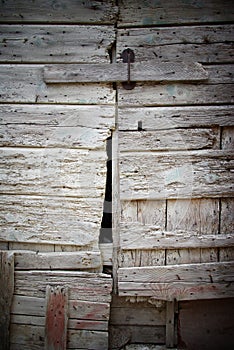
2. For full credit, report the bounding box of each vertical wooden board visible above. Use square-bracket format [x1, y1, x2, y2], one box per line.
[120, 201, 138, 222]
[45, 286, 68, 350]
[0, 251, 14, 350]
[167, 199, 219, 234]
[166, 248, 201, 265]
[166, 301, 175, 348]
[222, 127, 234, 150]
[137, 200, 166, 228]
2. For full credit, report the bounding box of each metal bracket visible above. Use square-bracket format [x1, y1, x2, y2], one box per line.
[121, 48, 136, 90]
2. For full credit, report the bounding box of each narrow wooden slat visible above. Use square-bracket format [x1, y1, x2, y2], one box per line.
[166, 301, 175, 348]
[118, 281, 234, 301]
[14, 251, 102, 270]
[120, 223, 234, 250]
[0, 25, 114, 63]
[118, 262, 234, 283]
[120, 150, 234, 200]
[45, 286, 68, 350]
[0, 251, 14, 350]
[0, 0, 118, 24]
[118, 0, 234, 27]
[118, 106, 234, 131]
[44, 61, 207, 83]
[99, 243, 113, 266]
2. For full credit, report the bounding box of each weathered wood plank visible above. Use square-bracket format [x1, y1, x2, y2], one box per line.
[0, 148, 106, 197]
[0, 65, 115, 104]
[137, 200, 166, 228]
[0, 251, 14, 350]
[119, 128, 220, 151]
[117, 25, 234, 63]
[0, 25, 114, 63]
[118, 262, 234, 283]
[119, 249, 166, 268]
[118, 105, 234, 131]
[10, 324, 44, 349]
[167, 199, 219, 234]
[45, 286, 68, 350]
[67, 329, 108, 349]
[118, 281, 234, 301]
[9, 242, 54, 252]
[120, 150, 234, 200]
[44, 61, 208, 83]
[11, 295, 110, 321]
[14, 271, 112, 302]
[0, 195, 102, 247]
[14, 251, 102, 270]
[118, 82, 234, 106]
[118, 0, 234, 27]
[99, 243, 113, 266]
[0, 104, 114, 148]
[166, 301, 175, 348]
[120, 223, 234, 250]
[0, 0, 118, 24]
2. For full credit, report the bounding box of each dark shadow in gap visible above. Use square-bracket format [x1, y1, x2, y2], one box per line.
[99, 134, 112, 243]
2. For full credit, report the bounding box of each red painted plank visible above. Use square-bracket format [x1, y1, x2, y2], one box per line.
[45, 286, 68, 350]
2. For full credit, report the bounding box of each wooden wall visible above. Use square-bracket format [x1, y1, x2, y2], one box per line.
[115, 0, 234, 348]
[0, 1, 117, 349]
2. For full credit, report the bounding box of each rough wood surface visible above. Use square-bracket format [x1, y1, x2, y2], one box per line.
[45, 286, 68, 350]
[67, 329, 108, 349]
[167, 199, 219, 234]
[118, 262, 234, 283]
[166, 301, 175, 348]
[118, 280, 234, 301]
[0, 104, 115, 148]
[11, 295, 110, 321]
[0, 251, 14, 350]
[118, 0, 234, 27]
[0, 25, 115, 63]
[14, 271, 112, 302]
[0, 65, 115, 104]
[137, 200, 166, 228]
[0, 195, 102, 247]
[14, 251, 102, 270]
[44, 61, 208, 83]
[119, 128, 219, 151]
[0, 148, 106, 197]
[120, 150, 234, 200]
[117, 25, 234, 63]
[119, 249, 166, 268]
[0, 0, 118, 23]
[120, 223, 234, 250]
[118, 105, 234, 131]
[99, 243, 113, 266]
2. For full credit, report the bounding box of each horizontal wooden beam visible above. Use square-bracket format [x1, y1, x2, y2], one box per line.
[120, 223, 234, 250]
[118, 262, 234, 301]
[44, 61, 208, 83]
[14, 251, 102, 270]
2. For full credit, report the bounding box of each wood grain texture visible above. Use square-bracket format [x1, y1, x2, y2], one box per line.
[120, 223, 234, 250]
[99, 243, 113, 266]
[44, 61, 208, 83]
[0, 251, 14, 350]
[117, 25, 234, 63]
[118, 105, 234, 131]
[119, 249, 166, 268]
[11, 295, 110, 321]
[0, 65, 115, 104]
[137, 200, 166, 228]
[0, 0, 118, 24]
[0, 195, 102, 247]
[118, 0, 234, 27]
[14, 271, 112, 302]
[167, 199, 219, 234]
[120, 150, 234, 200]
[0, 25, 115, 63]
[166, 301, 175, 348]
[0, 148, 106, 197]
[14, 251, 102, 270]
[119, 128, 219, 151]
[118, 262, 234, 283]
[45, 286, 68, 350]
